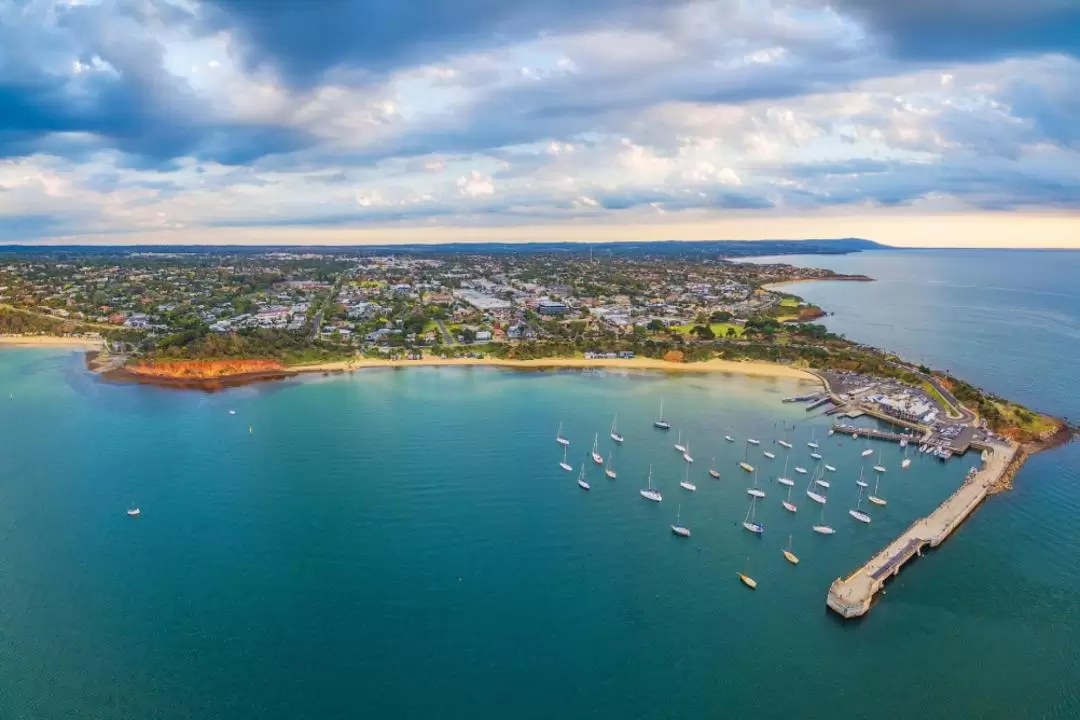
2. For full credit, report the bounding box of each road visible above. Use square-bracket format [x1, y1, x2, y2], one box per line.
[434, 319, 457, 345]
[309, 275, 344, 339]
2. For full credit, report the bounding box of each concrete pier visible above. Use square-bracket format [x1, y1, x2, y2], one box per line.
[826, 442, 1017, 619]
[831, 423, 922, 444]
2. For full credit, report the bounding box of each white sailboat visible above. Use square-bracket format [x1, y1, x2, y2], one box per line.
[671, 504, 691, 537]
[577, 463, 591, 491]
[604, 457, 617, 479]
[747, 468, 765, 498]
[794, 466, 808, 475]
[653, 398, 671, 430]
[806, 467, 827, 504]
[742, 497, 764, 534]
[783, 535, 800, 564]
[724, 434, 736, 443]
[812, 505, 835, 534]
[782, 484, 797, 513]
[559, 444, 573, 472]
[590, 434, 604, 465]
[807, 429, 819, 449]
[556, 421, 570, 446]
[126, 504, 141, 517]
[229, 409, 236, 415]
[673, 430, 686, 454]
[868, 472, 887, 506]
[810, 451, 823, 460]
[856, 466, 868, 488]
[824, 463, 837, 472]
[777, 456, 794, 487]
[861, 438, 874, 457]
[901, 444, 912, 469]
[763, 450, 776, 460]
[873, 450, 886, 474]
[708, 457, 721, 479]
[747, 438, 761, 446]
[815, 474, 831, 489]
[680, 462, 697, 492]
[609, 414, 624, 444]
[682, 440, 694, 464]
[849, 485, 872, 523]
[777, 439, 793, 449]
[640, 464, 663, 502]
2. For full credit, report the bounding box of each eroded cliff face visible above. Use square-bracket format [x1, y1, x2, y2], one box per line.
[127, 359, 285, 379]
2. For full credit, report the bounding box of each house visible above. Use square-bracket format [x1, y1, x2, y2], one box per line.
[537, 300, 569, 316]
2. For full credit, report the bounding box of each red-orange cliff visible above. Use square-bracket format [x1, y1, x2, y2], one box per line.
[126, 358, 285, 379]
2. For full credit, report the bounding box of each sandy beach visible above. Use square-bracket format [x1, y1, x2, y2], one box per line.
[0, 335, 105, 349]
[289, 356, 821, 382]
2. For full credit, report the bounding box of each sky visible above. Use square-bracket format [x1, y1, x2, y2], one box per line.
[1, 0, 1078, 247]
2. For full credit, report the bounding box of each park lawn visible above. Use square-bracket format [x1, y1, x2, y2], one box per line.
[994, 400, 1059, 436]
[779, 297, 800, 308]
[672, 323, 745, 338]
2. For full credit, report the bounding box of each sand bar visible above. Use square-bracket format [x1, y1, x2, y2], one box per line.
[0, 335, 105, 349]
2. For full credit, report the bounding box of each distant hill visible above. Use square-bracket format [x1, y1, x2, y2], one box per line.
[0, 238, 888, 259]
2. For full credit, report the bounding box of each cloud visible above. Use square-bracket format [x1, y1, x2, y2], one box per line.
[457, 171, 495, 197]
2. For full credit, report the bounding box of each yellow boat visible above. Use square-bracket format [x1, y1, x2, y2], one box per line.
[737, 572, 757, 589]
[739, 462, 754, 473]
[784, 535, 800, 565]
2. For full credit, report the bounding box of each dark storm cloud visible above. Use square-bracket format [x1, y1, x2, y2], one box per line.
[829, 0, 1080, 61]
[198, 0, 685, 85]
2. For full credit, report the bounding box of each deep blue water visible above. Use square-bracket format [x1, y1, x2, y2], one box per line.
[1, 249, 1078, 719]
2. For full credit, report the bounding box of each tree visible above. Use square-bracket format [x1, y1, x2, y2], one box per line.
[647, 319, 666, 332]
[709, 310, 733, 323]
[460, 328, 477, 344]
[726, 327, 737, 338]
[690, 325, 715, 340]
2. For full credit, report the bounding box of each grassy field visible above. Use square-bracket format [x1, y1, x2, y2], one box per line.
[779, 297, 800, 308]
[671, 323, 745, 338]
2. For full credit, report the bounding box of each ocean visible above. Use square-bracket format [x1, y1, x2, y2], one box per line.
[1, 249, 1078, 719]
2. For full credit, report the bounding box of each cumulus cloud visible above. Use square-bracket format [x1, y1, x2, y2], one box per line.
[0, 0, 1078, 241]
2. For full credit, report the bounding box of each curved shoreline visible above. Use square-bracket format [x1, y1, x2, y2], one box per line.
[101, 355, 821, 391]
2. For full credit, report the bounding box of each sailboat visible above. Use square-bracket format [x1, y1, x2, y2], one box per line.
[739, 440, 755, 473]
[824, 463, 836, 472]
[680, 462, 697, 492]
[747, 438, 761, 446]
[640, 464, 663, 502]
[559, 444, 573, 472]
[126, 504, 141, 517]
[671, 504, 691, 537]
[556, 422, 570, 446]
[708, 457, 721, 479]
[577, 464, 591, 491]
[590, 434, 604, 465]
[873, 450, 886, 474]
[806, 466, 827, 504]
[861, 438, 874, 457]
[604, 457, 617, 479]
[609, 414, 624, 444]
[673, 431, 686, 454]
[794, 465, 808, 475]
[812, 505, 835, 534]
[653, 398, 671, 430]
[856, 466, 868, 488]
[763, 450, 776, 460]
[783, 535, 800, 564]
[777, 456, 794, 487]
[229, 409, 236, 415]
[807, 429, 819, 449]
[742, 497, 764, 534]
[777, 438, 793, 449]
[849, 485, 872, 523]
[901, 444, 912, 469]
[724, 433, 736, 443]
[682, 440, 694, 464]
[868, 471, 887, 506]
[782, 484, 797, 513]
[738, 558, 758, 589]
[815, 472, 831, 489]
[747, 468, 765, 498]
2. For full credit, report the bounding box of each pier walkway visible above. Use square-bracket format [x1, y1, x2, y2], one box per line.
[831, 423, 923, 444]
[826, 442, 1017, 618]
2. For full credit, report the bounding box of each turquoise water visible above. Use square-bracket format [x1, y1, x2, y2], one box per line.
[1, 249, 1079, 719]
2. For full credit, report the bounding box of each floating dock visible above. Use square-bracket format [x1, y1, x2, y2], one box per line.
[826, 442, 1017, 619]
